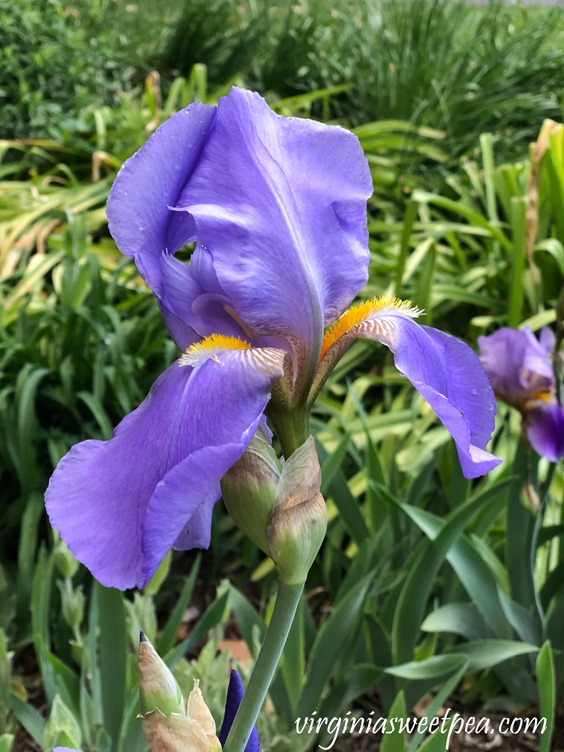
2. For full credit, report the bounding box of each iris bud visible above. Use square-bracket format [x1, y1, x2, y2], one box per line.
[139, 634, 221, 752]
[267, 437, 327, 585]
[220, 428, 281, 556]
[43, 695, 82, 751]
[54, 539, 80, 579]
[139, 632, 183, 717]
[222, 431, 327, 584]
[58, 581, 85, 634]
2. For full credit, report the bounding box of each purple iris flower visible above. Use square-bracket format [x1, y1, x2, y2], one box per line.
[479, 326, 564, 461]
[219, 670, 261, 752]
[46, 87, 500, 591]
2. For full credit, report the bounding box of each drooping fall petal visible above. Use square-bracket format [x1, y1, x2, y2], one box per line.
[46, 343, 284, 589]
[317, 299, 501, 479]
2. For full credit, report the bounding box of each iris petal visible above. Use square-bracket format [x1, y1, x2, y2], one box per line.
[318, 301, 501, 479]
[219, 670, 261, 751]
[179, 88, 372, 378]
[160, 247, 248, 342]
[364, 316, 500, 478]
[106, 103, 214, 295]
[46, 347, 284, 589]
[526, 402, 564, 461]
[107, 88, 372, 392]
[478, 327, 554, 406]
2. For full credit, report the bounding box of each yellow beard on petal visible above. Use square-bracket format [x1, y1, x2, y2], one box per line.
[180, 334, 252, 367]
[519, 389, 555, 411]
[320, 296, 422, 361]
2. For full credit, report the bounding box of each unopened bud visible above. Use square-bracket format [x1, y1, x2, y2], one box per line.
[267, 437, 327, 585]
[43, 695, 82, 751]
[58, 581, 85, 633]
[221, 429, 281, 555]
[54, 539, 80, 579]
[139, 635, 221, 752]
[139, 632, 183, 717]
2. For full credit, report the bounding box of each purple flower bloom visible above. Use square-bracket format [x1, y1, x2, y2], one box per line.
[219, 670, 261, 752]
[478, 326, 564, 461]
[46, 88, 501, 590]
[46, 347, 285, 589]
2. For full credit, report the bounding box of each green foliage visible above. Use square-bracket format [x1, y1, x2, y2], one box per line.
[0, 225, 175, 632]
[0, 0, 142, 140]
[366, 125, 564, 346]
[0, 4, 563, 744]
[10, 550, 254, 752]
[3, 0, 563, 164]
[0, 629, 14, 739]
[326, 0, 564, 156]
[154, 0, 564, 160]
[159, 0, 266, 88]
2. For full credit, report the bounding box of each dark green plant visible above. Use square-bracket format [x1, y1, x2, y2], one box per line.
[159, 0, 267, 89]
[0, 0, 137, 140]
[323, 0, 564, 157]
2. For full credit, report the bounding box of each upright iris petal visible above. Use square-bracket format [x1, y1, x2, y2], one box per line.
[107, 87, 373, 395]
[315, 298, 501, 479]
[478, 326, 564, 461]
[46, 342, 284, 589]
[106, 102, 214, 297]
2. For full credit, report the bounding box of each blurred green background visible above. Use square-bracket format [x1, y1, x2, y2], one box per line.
[0, 0, 563, 750]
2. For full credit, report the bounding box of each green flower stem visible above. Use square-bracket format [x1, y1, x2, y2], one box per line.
[223, 580, 304, 752]
[270, 408, 309, 459]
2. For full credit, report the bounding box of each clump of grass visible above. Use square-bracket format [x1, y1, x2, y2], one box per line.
[153, 0, 564, 163]
[313, 0, 564, 156]
[158, 0, 267, 88]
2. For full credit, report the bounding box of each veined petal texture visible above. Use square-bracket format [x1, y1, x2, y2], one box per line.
[319, 301, 501, 479]
[107, 88, 373, 383]
[46, 347, 284, 589]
